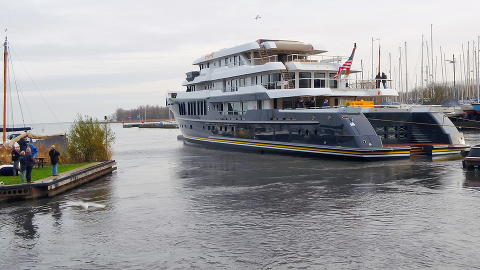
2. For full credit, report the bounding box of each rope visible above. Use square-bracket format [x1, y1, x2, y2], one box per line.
[7, 50, 30, 129]
[9, 44, 67, 134]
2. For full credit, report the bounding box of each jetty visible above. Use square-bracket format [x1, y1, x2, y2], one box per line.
[123, 121, 178, 129]
[0, 160, 116, 202]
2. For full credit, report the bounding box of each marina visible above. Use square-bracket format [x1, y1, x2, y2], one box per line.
[4, 0, 480, 268]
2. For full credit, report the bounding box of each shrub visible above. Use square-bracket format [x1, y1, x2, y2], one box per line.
[66, 114, 115, 163]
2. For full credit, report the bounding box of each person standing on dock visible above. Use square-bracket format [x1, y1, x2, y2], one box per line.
[29, 143, 38, 157]
[24, 148, 35, 183]
[49, 145, 60, 176]
[18, 137, 28, 152]
[19, 151, 26, 183]
[11, 146, 20, 176]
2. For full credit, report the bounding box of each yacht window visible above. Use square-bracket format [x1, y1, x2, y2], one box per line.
[225, 58, 228, 66]
[257, 100, 262, 110]
[299, 72, 312, 88]
[329, 73, 338, 88]
[272, 73, 281, 89]
[314, 72, 326, 88]
[228, 102, 242, 115]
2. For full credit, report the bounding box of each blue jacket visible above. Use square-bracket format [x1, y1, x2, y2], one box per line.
[30, 144, 38, 157]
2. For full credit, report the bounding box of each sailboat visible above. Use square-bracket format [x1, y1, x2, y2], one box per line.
[2, 36, 31, 144]
[0, 36, 65, 176]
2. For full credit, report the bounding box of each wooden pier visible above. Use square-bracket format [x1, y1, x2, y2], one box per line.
[0, 160, 117, 202]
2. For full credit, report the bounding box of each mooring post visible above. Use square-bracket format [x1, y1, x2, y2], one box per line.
[104, 115, 108, 161]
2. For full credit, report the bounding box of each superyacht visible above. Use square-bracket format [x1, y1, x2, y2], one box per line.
[167, 39, 467, 159]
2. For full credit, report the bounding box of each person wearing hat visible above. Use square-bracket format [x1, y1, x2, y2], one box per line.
[49, 145, 60, 176]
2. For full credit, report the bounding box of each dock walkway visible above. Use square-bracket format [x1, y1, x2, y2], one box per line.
[0, 160, 117, 202]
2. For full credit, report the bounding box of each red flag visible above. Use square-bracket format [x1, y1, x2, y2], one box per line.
[334, 43, 356, 80]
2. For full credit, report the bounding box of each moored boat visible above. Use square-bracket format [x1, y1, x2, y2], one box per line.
[167, 39, 468, 160]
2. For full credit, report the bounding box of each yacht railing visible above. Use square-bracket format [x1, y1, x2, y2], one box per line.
[219, 78, 395, 93]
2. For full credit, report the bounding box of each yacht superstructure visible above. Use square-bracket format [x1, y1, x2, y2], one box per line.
[167, 39, 467, 159]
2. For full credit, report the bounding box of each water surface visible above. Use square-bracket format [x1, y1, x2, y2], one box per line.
[1, 124, 480, 269]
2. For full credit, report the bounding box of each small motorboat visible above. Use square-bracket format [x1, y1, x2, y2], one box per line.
[462, 145, 480, 170]
[0, 165, 14, 176]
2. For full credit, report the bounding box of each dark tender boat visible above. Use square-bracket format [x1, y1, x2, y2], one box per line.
[462, 146, 480, 170]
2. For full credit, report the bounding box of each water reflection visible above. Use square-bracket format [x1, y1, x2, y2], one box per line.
[174, 146, 451, 218]
[464, 170, 480, 187]
[13, 209, 37, 240]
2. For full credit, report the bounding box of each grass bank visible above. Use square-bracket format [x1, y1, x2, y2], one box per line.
[0, 163, 91, 185]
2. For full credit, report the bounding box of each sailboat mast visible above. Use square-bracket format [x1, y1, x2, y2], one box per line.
[3, 36, 7, 144]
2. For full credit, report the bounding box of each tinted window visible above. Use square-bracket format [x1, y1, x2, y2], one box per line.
[468, 148, 480, 157]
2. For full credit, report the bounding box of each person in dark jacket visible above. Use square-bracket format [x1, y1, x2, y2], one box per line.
[11, 146, 20, 176]
[381, 72, 387, 89]
[19, 151, 26, 183]
[18, 137, 28, 152]
[375, 72, 381, 88]
[24, 148, 35, 183]
[49, 145, 60, 176]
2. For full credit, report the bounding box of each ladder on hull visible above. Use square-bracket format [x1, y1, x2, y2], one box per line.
[410, 145, 428, 157]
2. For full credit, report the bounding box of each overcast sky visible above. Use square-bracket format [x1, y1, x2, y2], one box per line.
[1, 0, 479, 124]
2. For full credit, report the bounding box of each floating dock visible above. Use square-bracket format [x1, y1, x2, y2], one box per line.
[0, 160, 117, 202]
[123, 123, 140, 128]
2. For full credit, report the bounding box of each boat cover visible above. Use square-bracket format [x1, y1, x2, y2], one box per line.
[5, 132, 66, 148]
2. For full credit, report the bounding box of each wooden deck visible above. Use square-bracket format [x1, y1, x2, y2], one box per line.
[0, 160, 117, 202]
